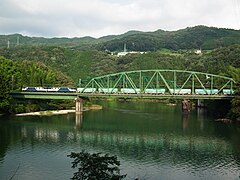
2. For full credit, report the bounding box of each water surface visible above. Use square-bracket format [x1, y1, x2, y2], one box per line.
[0, 101, 240, 180]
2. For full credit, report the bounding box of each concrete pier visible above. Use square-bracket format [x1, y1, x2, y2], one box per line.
[75, 97, 83, 114]
[197, 99, 205, 107]
[182, 99, 191, 112]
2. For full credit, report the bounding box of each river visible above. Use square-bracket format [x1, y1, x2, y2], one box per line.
[0, 100, 240, 180]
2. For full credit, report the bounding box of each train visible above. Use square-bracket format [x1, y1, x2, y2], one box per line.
[22, 87, 76, 92]
[22, 87, 234, 95]
[76, 88, 234, 95]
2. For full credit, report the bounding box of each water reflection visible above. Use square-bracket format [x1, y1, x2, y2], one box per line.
[75, 113, 83, 129]
[9, 120, 240, 179]
[182, 113, 190, 130]
[0, 101, 240, 180]
[16, 123, 232, 157]
[197, 108, 205, 130]
[35, 128, 59, 142]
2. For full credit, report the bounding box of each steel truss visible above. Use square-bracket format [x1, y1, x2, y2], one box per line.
[79, 70, 235, 95]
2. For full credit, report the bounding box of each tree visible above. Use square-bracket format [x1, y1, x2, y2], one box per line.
[68, 151, 126, 180]
[225, 66, 240, 121]
[0, 56, 20, 113]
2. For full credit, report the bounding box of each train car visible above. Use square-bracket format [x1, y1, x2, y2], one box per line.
[77, 88, 96, 93]
[22, 87, 37, 91]
[22, 87, 76, 93]
[223, 89, 234, 95]
[144, 88, 166, 94]
[22, 87, 49, 92]
[46, 87, 61, 92]
[169, 89, 191, 94]
[58, 87, 76, 92]
[120, 88, 141, 94]
[99, 88, 118, 93]
[195, 89, 205, 95]
[195, 89, 218, 95]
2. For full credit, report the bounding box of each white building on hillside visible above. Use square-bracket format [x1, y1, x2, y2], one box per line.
[117, 43, 146, 57]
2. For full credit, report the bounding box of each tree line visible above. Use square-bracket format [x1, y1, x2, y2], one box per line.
[0, 56, 74, 113]
[1, 26, 240, 51]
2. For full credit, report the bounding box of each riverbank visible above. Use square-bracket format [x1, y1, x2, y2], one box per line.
[16, 109, 76, 116]
[15, 104, 103, 116]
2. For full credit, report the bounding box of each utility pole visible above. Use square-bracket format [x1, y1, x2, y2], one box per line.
[124, 43, 127, 52]
[17, 36, 19, 46]
[7, 40, 10, 48]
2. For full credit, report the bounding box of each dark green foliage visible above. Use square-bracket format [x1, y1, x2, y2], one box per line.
[229, 96, 240, 121]
[98, 26, 240, 51]
[18, 60, 74, 87]
[1, 26, 240, 51]
[0, 56, 74, 113]
[1, 44, 240, 83]
[0, 56, 20, 113]
[225, 66, 240, 121]
[68, 151, 126, 180]
[0, 47, 118, 82]
[0, 34, 97, 49]
[116, 52, 185, 72]
[182, 45, 240, 74]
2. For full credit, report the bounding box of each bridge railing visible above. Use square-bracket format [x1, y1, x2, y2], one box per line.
[77, 70, 235, 95]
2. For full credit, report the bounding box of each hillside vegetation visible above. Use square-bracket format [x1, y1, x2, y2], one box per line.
[1, 26, 240, 51]
[0, 45, 239, 82]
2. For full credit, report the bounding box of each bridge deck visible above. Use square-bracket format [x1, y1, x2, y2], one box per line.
[10, 92, 234, 100]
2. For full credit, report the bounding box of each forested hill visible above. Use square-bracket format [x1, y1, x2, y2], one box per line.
[1, 26, 240, 51]
[1, 44, 240, 83]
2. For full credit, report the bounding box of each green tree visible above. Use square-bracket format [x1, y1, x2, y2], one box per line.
[0, 56, 20, 113]
[225, 66, 240, 121]
[68, 151, 126, 180]
[18, 60, 74, 87]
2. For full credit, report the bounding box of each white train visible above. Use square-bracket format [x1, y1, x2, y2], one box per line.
[22, 87, 76, 92]
[76, 87, 234, 95]
[23, 87, 233, 95]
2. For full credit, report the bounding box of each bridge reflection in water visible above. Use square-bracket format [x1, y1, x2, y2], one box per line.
[17, 112, 235, 161]
[1, 100, 240, 180]
[17, 116, 239, 179]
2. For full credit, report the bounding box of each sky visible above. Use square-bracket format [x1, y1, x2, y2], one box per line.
[0, 0, 240, 38]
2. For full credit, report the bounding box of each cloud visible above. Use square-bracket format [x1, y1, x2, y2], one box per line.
[0, 0, 239, 38]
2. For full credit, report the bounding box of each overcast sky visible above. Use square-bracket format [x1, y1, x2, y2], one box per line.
[0, 0, 239, 38]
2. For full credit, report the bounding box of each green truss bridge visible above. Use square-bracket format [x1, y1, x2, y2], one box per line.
[11, 69, 237, 113]
[11, 69, 236, 100]
[77, 69, 235, 99]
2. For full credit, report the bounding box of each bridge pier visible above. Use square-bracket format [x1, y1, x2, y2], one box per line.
[182, 99, 191, 112]
[197, 99, 205, 108]
[75, 97, 83, 114]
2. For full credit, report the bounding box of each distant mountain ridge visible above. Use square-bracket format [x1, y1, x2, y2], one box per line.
[0, 26, 240, 50]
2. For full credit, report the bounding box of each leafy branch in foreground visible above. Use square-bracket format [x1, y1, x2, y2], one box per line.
[68, 151, 126, 180]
